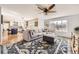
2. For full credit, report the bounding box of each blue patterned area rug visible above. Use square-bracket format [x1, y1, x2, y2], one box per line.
[6, 38, 68, 54]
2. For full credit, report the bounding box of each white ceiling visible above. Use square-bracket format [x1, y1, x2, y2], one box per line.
[1, 4, 79, 21]
[1, 4, 41, 16]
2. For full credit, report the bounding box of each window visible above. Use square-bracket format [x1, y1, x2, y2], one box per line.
[50, 20, 67, 32]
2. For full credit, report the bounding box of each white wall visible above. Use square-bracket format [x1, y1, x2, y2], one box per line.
[68, 14, 79, 33]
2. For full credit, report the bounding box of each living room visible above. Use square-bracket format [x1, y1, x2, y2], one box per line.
[0, 4, 79, 54]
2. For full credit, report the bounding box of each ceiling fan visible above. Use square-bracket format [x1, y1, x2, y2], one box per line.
[36, 4, 56, 15]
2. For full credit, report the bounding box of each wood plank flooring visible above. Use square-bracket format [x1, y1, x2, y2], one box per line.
[0, 32, 23, 45]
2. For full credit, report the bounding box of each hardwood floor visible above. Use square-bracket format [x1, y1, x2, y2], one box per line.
[0, 32, 23, 45]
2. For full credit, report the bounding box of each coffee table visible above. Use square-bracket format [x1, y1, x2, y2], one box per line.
[43, 33, 55, 44]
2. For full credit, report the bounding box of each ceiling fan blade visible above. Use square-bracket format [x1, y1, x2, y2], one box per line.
[48, 4, 55, 10]
[36, 4, 44, 11]
[48, 11, 56, 13]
